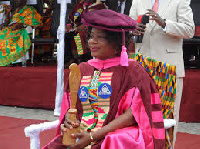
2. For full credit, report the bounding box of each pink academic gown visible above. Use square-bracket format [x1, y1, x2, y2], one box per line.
[44, 57, 165, 149]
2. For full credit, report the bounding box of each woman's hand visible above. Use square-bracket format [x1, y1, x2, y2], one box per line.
[69, 132, 92, 149]
[61, 112, 80, 134]
[63, 108, 136, 149]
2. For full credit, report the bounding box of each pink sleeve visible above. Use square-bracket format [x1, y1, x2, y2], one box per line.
[116, 87, 155, 149]
[130, 88, 154, 149]
[56, 92, 71, 135]
[115, 88, 134, 117]
[109, 86, 165, 149]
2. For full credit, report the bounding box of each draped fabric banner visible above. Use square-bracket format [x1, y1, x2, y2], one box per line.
[133, 53, 176, 119]
[132, 53, 176, 149]
[54, 0, 71, 116]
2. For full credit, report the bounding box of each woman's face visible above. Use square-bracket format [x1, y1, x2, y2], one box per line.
[88, 28, 116, 60]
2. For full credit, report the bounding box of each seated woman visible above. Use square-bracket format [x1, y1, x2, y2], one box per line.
[0, 0, 42, 66]
[44, 9, 165, 149]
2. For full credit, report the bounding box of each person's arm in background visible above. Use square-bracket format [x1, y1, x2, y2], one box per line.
[10, 23, 25, 30]
[128, 0, 146, 36]
[164, 0, 195, 39]
[124, 0, 133, 15]
[129, 0, 138, 21]
[4, 5, 11, 25]
[0, 5, 12, 30]
[146, 0, 195, 39]
[105, 0, 118, 11]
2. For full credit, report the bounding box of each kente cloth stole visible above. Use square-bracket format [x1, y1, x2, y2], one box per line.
[132, 53, 176, 149]
[74, 33, 84, 55]
[79, 71, 113, 133]
[74, 8, 83, 23]
[132, 53, 176, 119]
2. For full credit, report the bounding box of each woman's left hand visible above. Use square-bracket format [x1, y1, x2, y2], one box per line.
[69, 132, 92, 149]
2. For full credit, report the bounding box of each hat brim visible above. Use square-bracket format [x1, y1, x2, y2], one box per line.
[81, 9, 137, 32]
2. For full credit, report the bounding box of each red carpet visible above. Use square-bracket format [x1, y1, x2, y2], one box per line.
[0, 116, 56, 149]
[175, 132, 200, 149]
[179, 69, 200, 122]
[0, 116, 199, 149]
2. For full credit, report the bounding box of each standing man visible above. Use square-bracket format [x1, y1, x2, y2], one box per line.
[106, 0, 132, 15]
[130, 0, 195, 148]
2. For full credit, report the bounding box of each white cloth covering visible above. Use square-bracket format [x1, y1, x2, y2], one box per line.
[24, 120, 59, 149]
[54, 0, 71, 116]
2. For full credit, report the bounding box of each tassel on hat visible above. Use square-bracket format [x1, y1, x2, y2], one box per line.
[120, 29, 129, 66]
[120, 46, 128, 66]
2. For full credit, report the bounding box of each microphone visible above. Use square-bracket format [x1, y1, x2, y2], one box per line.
[135, 14, 149, 43]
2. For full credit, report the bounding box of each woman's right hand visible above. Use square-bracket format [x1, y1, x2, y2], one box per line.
[60, 112, 80, 134]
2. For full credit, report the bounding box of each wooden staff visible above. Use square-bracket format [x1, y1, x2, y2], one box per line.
[62, 63, 81, 145]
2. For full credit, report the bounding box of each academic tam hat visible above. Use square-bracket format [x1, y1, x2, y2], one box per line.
[81, 9, 137, 66]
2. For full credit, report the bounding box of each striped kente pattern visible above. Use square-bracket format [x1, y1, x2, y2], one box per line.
[74, 33, 84, 55]
[79, 72, 113, 133]
[87, 71, 100, 131]
[132, 53, 176, 119]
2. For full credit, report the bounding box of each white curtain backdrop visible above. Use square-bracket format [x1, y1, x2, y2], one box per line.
[54, 0, 71, 116]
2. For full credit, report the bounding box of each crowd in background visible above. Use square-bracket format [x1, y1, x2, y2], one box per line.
[0, 0, 195, 149]
[0, 0, 133, 67]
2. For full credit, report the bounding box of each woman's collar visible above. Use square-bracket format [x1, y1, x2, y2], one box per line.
[88, 57, 121, 71]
